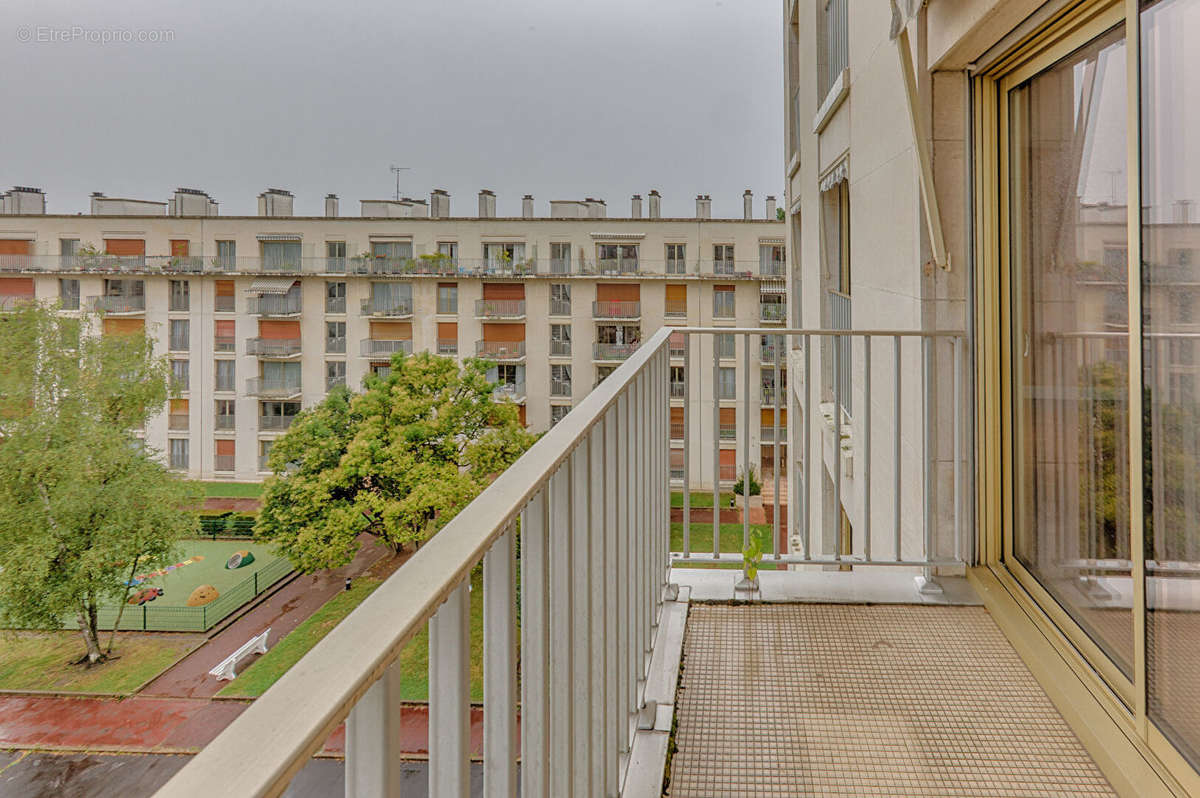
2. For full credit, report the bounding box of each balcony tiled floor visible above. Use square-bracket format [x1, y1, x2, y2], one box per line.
[668, 604, 1116, 797]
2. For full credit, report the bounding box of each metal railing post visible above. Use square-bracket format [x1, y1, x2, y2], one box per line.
[483, 524, 517, 798]
[603, 408, 620, 794]
[773, 333, 782, 558]
[428, 580, 471, 798]
[833, 329, 843, 562]
[520, 491, 550, 798]
[953, 336, 962, 564]
[712, 334, 721, 556]
[548, 468, 573, 796]
[894, 336, 902, 561]
[863, 334, 872, 562]
[587, 425, 607, 797]
[743, 334, 751, 557]
[803, 333, 813, 560]
[683, 333, 692, 557]
[344, 661, 405, 798]
[570, 442, 592, 797]
[916, 336, 942, 595]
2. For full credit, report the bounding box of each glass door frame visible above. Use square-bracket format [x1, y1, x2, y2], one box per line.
[975, 0, 1200, 790]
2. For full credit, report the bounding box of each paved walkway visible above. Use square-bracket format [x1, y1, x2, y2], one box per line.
[668, 603, 1116, 797]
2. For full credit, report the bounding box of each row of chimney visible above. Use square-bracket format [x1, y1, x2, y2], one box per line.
[2, 185, 778, 220]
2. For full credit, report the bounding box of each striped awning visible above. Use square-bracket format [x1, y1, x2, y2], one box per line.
[246, 277, 298, 294]
[889, 0, 923, 40]
[760, 281, 787, 295]
[589, 232, 645, 240]
[819, 159, 849, 193]
[255, 234, 301, 241]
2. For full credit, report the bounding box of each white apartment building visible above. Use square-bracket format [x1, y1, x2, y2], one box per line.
[0, 186, 785, 484]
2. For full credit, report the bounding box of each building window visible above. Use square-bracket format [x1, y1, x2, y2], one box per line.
[169, 319, 190, 351]
[326, 281, 346, 313]
[551, 364, 572, 397]
[216, 240, 236, 270]
[821, 178, 850, 296]
[597, 243, 639, 273]
[550, 404, 571, 426]
[666, 243, 686, 274]
[713, 244, 735, 275]
[60, 238, 80, 267]
[550, 283, 571, 316]
[596, 365, 617, 384]
[326, 321, 346, 353]
[483, 242, 526, 272]
[438, 283, 458, 314]
[215, 399, 236, 430]
[670, 365, 685, 398]
[760, 244, 785, 276]
[326, 360, 347, 391]
[713, 286, 736, 319]
[169, 280, 190, 312]
[59, 278, 79, 310]
[169, 438, 189, 470]
[370, 362, 392, 378]
[326, 241, 346, 272]
[263, 241, 302, 271]
[718, 366, 737, 400]
[215, 359, 235, 392]
[551, 323, 571, 356]
[259, 440, 274, 472]
[437, 241, 459, 265]
[716, 333, 736, 359]
[550, 242, 572, 274]
[820, 0, 848, 98]
[171, 359, 190, 392]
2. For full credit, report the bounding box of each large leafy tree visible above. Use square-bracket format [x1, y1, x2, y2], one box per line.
[256, 352, 536, 572]
[0, 302, 199, 664]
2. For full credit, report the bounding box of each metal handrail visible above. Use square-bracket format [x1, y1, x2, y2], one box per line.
[155, 325, 675, 798]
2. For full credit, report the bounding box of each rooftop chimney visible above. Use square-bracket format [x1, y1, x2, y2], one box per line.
[696, 194, 711, 219]
[430, 189, 450, 218]
[325, 194, 339, 217]
[478, 189, 496, 218]
[522, 194, 534, 219]
[648, 190, 662, 219]
[172, 187, 216, 217]
[584, 198, 607, 218]
[258, 188, 294, 217]
[743, 189, 753, 220]
[766, 195, 777, 220]
[1, 186, 45, 215]
[631, 194, 643, 218]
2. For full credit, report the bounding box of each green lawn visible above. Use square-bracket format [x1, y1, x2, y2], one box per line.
[218, 577, 383, 698]
[670, 522, 783, 569]
[124, 539, 283, 607]
[195, 481, 263, 498]
[670, 491, 734, 508]
[0, 630, 203, 694]
[392, 568, 485, 701]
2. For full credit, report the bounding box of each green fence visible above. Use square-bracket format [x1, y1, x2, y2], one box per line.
[64, 556, 294, 633]
[198, 515, 256, 539]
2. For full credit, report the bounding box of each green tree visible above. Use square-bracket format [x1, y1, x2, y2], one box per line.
[0, 302, 199, 664]
[256, 352, 537, 572]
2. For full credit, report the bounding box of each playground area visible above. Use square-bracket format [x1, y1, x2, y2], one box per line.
[65, 539, 292, 633]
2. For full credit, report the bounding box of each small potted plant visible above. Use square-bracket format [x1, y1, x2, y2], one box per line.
[732, 467, 762, 510]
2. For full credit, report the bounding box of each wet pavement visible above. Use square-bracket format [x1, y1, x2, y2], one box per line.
[0, 751, 488, 797]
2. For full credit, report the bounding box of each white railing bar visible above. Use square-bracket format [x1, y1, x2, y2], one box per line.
[683, 335, 691, 558]
[602, 410, 620, 795]
[863, 335, 872, 562]
[570, 442, 591, 797]
[482, 523, 517, 798]
[894, 336, 902, 560]
[343, 660, 404, 796]
[153, 326, 674, 798]
[429, 580, 470, 798]
[673, 326, 965, 338]
[519, 491, 550, 798]
[549, 466, 572, 797]
[742, 334, 751, 555]
[669, 553, 963, 567]
[773, 333, 782, 559]
[803, 333, 813, 560]
[621, 388, 636, 746]
[587, 423, 607, 797]
[711, 336, 720, 557]
[833, 329, 843, 562]
[953, 337, 962, 565]
[922, 337, 933, 574]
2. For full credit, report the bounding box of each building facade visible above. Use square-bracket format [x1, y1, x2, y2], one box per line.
[0, 187, 784, 484]
[785, 0, 1200, 792]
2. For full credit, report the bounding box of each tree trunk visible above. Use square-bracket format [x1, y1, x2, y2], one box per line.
[107, 555, 141, 653]
[76, 603, 105, 665]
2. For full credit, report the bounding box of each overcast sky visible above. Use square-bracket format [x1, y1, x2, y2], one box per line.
[2, 0, 784, 218]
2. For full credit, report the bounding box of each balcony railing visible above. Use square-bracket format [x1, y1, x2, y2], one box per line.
[492, 380, 526, 401]
[671, 381, 685, 398]
[325, 296, 346, 314]
[161, 324, 675, 798]
[437, 338, 458, 356]
[550, 377, 572, 398]
[592, 300, 640, 319]
[90, 294, 145, 314]
[826, 290, 852, 416]
[259, 415, 297, 431]
[549, 299, 571, 317]
[665, 299, 688, 317]
[245, 378, 301, 399]
[246, 338, 302, 358]
[215, 414, 235, 430]
[168, 413, 189, 431]
[761, 259, 786, 277]
[215, 296, 235, 313]
[475, 340, 526, 360]
[325, 375, 346, 392]
[214, 335, 236, 353]
[474, 299, 526, 319]
[593, 341, 639, 361]
[550, 339, 571, 357]
[247, 294, 302, 316]
[760, 302, 786, 322]
[214, 454, 236, 473]
[759, 426, 788, 443]
[325, 336, 346, 354]
[360, 338, 413, 358]
[257, 454, 271, 472]
[360, 298, 414, 318]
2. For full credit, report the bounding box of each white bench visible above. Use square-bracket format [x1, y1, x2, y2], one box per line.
[208, 628, 271, 681]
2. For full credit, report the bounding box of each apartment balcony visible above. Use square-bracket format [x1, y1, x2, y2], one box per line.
[246, 294, 302, 317]
[257, 454, 271, 472]
[671, 381, 685, 398]
[158, 326, 1121, 798]
[325, 375, 346, 392]
[259, 414, 297, 432]
[549, 339, 571, 357]
[760, 259, 786, 277]
[492, 380, 526, 402]
[167, 413, 189, 431]
[360, 338, 413, 358]
[360, 298, 414, 318]
[549, 377, 572, 398]
[436, 338, 458, 356]
[475, 340, 526, 361]
[760, 302, 786, 323]
[665, 299, 688, 318]
[215, 414, 235, 431]
[90, 294, 145, 314]
[593, 341, 639, 361]
[549, 299, 571, 317]
[214, 335, 236, 353]
[592, 300, 640, 320]
[703, 259, 758, 277]
[474, 299, 526, 320]
[246, 338, 302, 359]
[245, 378, 301, 399]
[213, 454, 236, 473]
[759, 425, 788, 443]
[215, 296, 235, 313]
[325, 296, 347, 314]
[325, 336, 346, 354]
